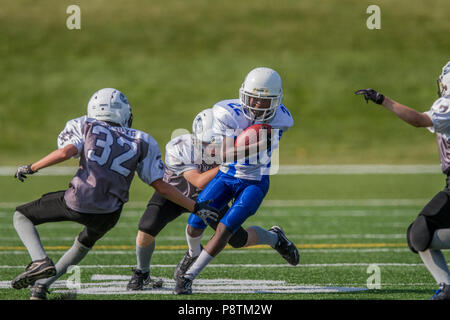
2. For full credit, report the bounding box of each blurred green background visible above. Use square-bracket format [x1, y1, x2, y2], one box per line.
[1, 0, 449, 165]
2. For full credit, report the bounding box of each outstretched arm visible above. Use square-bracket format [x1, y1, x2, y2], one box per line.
[14, 144, 79, 182]
[381, 97, 433, 128]
[151, 178, 219, 223]
[355, 88, 433, 128]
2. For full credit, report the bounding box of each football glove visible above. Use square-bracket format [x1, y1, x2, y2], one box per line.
[193, 200, 219, 224]
[355, 88, 385, 105]
[14, 165, 36, 182]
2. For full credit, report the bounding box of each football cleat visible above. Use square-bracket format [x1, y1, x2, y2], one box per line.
[29, 283, 50, 300]
[11, 257, 56, 290]
[269, 226, 299, 266]
[431, 283, 450, 300]
[173, 246, 202, 280]
[173, 276, 193, 295]
[127, 269, 151, 291]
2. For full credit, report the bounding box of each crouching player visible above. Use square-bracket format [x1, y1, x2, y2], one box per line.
[174, 67, 299, 294]
[11, 88, 219, 299]
[355, 61, 450, 300]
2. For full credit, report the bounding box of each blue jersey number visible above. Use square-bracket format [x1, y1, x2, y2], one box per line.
[279, 105, 291, 118]
[227, 103, 242, 116]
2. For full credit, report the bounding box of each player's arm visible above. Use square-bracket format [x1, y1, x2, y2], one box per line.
[381, 97, 433, 127]
[151, 178, 218, 222]
[355, 88, 433, 128]
[14, 144, 79, 182]
[220, 136, 269, 162]
[182, 167, 219, 190]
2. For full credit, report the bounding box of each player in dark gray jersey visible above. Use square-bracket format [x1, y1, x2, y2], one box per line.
[356, 62, 450, 300]
[11, 88, 219, 300]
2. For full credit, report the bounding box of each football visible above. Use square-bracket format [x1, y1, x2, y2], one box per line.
[234, 123, 272, 147]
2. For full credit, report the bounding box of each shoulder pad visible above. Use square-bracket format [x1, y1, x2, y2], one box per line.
[267, 105, 294, 131]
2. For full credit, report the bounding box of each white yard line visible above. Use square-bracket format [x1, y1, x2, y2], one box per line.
[0, 263, 431, 269]
[0, 199, 429, 209]
[0, 164, 442, 176]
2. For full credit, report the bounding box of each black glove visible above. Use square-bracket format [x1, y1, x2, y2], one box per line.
[14, 164, 36, 182]
[193, 200, 219, 224]
[355, 88, 385, 105]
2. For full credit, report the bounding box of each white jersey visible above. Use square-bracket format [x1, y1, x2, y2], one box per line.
[212, 99, 294, 180]
[58, 116, 165, 213]
[164, 134, 218, 198]
[424, 96, 450, 174]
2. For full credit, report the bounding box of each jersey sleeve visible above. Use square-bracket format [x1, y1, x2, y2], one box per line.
[212, 103, 241, 137]
[136, 136, 165, 186]
[57, 116, 87, 158]
[426, 97, 450, 135]
[165, 135, 199, 175]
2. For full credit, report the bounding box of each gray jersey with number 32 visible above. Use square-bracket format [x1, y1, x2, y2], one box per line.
[58, 116, 165, 214]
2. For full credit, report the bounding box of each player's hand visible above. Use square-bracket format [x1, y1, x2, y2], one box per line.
[14, 165, 36, 182]
[355, 88, 385, 105]
[193, 200, 219, 224]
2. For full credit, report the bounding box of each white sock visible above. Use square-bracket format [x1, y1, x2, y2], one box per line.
[13, 211, 47, 261]
[184, 250, 214, 280]
[186, 225, 203, 257]
[418, 229, 450, 285]
[419, 249, 450, 285]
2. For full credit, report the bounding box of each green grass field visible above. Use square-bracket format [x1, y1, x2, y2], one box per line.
[0, 173, 447, 301]
[1, 0, 449, 164]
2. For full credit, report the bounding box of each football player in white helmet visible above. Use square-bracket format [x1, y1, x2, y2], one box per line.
[11, 89, 219, 299]
[174, 67, 298, 295]
[87, 88, 133, 128]
[239, 67, 283, 122]
[355, 61, 450, 300]
[127, 107, 293, 290]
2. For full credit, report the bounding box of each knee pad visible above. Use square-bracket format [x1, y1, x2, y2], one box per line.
[407, 216, 432, 253]
[77, 228, 104, 248]
[407, 191, 450, 253]
[228, 228, 248, 248]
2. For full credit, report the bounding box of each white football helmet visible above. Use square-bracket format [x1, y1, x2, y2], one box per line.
[239, 67, 283, 122]
[192, 108, 218, 143]
[437, 61, 450, 97]
[87, 88, 133, 127]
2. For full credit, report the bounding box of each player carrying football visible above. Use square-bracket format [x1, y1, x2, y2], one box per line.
[174, 67, 299, 295]
[11, 88, 219, 300]
[128, 107, 301, 290]
[355, 61, 450, 300]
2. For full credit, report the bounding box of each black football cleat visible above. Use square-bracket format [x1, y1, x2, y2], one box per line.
[29, 283, 50, 300]
[127, 269, 151, 291]
[173, 247, 202, 280]
[11, 257, 56, 290]
[173, 276, 193, 295]
[269, 226, 300, 266]
[431, 283, 450, 300]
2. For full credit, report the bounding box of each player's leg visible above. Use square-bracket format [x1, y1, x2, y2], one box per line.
[175, 182, 267, 294]
[174, 175, 233, 281]
[419, 228, 450, 300]
[407, 190, 450, 299]
[11, 191, 72, 290]
[128, 192, 185, 290]
[173, 172, 233, 291]
[31, 208, 122, 299]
